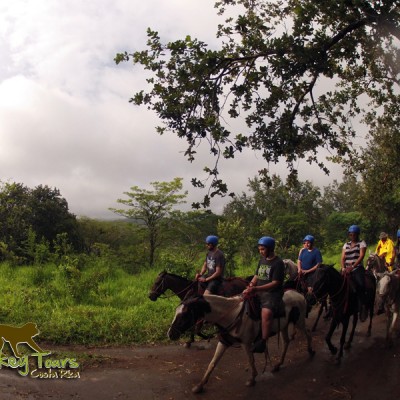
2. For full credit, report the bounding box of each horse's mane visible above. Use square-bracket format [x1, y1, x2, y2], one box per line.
[161, 271, 192, 282]
[367, 253, 386, 274]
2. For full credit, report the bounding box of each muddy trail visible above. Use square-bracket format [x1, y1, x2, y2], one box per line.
[0, 308, 399, 400]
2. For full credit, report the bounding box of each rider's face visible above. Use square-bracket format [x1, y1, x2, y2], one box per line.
[258, 245, 268, 257]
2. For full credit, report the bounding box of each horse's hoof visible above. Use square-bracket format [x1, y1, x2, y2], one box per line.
[271, 365, 281, 373]
[245, 379, 256, 387]
[192, 385, 204, 394]
[184, 342, 192, 349]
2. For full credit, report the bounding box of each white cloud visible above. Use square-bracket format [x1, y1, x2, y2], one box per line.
[0, 0, 341, 219]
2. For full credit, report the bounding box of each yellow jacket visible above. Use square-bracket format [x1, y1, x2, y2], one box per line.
[375, 238, 395, 266]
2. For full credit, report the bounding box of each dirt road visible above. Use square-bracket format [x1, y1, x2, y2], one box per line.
[0, 309, 399, 400]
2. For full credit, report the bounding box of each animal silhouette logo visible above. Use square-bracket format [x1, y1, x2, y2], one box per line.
[0, 322, 47, 358]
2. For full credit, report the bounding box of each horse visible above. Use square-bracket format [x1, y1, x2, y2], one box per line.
[149, 271, 250, 345]
[311, 265, 376, 363]
[283, 259, 331, 331]
[366, 252, 387, 279]
[283, 258, 299, 280]
[376, 271, 400, 347]
[167, 291, 315, 393]
[149, 271, 251, 301]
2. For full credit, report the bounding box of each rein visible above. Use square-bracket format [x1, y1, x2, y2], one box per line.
[313, 269, 348, 312]
[151, 274, 197, 300]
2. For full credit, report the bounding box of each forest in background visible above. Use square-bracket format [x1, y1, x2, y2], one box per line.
[0, 171, 390, 345]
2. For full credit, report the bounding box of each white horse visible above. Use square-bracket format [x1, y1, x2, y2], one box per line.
[168, 291, 315, 393]
[283, 258, 299, 280]
[366, 252, 387, 279]
[377, 271, 400, 347]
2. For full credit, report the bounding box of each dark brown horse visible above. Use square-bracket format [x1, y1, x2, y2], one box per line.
[149, 271, 251, 346]
[283, 260, 331, 332]
[149, 271, 251, 301]
[311, 265, 376, 363]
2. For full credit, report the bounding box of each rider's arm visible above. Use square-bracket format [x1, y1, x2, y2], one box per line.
[340, 247, 346, 271]
[196, 261, 207, 279]
[253, 279, 281, 292]
[353, 246, 366, 267]
[204, 265, 222, 282]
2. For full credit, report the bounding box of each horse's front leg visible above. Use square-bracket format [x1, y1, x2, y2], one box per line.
[366, 304, 373, 337]
[385, 305, 398, 347]
[243, 344, 258, 387]
[337, 317, 351, 362]
[271, 329, 290, 372]
[344, 314, 357, 350]
[192, 341, 227, 394]
[325, 320, 338, 356]
[184, 327, 196, 348]
[385, 308, 394, 347]
[312, 302, 325, 332]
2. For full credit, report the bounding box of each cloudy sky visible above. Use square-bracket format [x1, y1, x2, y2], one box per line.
[0, 0, 342, 219]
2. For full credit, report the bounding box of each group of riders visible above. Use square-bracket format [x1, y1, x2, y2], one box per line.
[196, 226, 400, 353]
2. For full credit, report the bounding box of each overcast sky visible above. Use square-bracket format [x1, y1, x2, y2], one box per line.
[0, 0, 343, 219]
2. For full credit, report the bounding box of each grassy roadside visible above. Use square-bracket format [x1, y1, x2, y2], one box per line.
[0, 245, 372, 347]
[0, 262, 180, 345]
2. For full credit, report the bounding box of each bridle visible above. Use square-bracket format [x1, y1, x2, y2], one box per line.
[149, 273, 197, 300]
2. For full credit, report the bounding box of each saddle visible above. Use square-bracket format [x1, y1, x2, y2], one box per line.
[243, 294, 285, 320]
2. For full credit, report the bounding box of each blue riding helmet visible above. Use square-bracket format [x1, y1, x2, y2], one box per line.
[348, 225, 361, 234]
[258, 236, 275, 250]
[397, 229, 400, 238]
[205, 235, 219, 245]
[303, 234, 314, 243]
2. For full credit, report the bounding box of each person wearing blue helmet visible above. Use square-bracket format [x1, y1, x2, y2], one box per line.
[195, 235, 225, 295]
[341, 225, 368, 321]
[297, 234, 323, 292]
[243, 236, 285, 353]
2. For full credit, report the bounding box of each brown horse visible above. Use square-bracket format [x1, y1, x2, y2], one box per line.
[168, 291, 315, 393]
[283, 259, 331, 331]
[149, 271, 251, 301]
[312, 265, 376, 363]
[149, 271, 250, 346]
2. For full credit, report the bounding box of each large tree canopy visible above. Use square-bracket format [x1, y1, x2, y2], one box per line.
[116, 0, 400, 206]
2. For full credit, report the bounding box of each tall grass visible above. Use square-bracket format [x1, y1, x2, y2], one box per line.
[0, 261, 179, 345]
[0, 244, 375, 346]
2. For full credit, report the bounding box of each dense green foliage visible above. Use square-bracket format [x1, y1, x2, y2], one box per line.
[0, 182, 81, 263]
[0, 243, 348, 347]
[117, 0, 400, 207]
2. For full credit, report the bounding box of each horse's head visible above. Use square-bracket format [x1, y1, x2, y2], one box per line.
[283, 259, 298, 280]
[312, 264, 337, 299]
[167, 296, 211, 341]
[148, 271, 168, 301]
[366, 253, 386, 277]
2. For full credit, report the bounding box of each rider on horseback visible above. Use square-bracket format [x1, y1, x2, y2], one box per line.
[375, 231, 395, 272]
[196, 235, 225, 295]
[297, 234, 323, 293]
[243, 236, 285, 353]
[341, 225, 368, 322]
